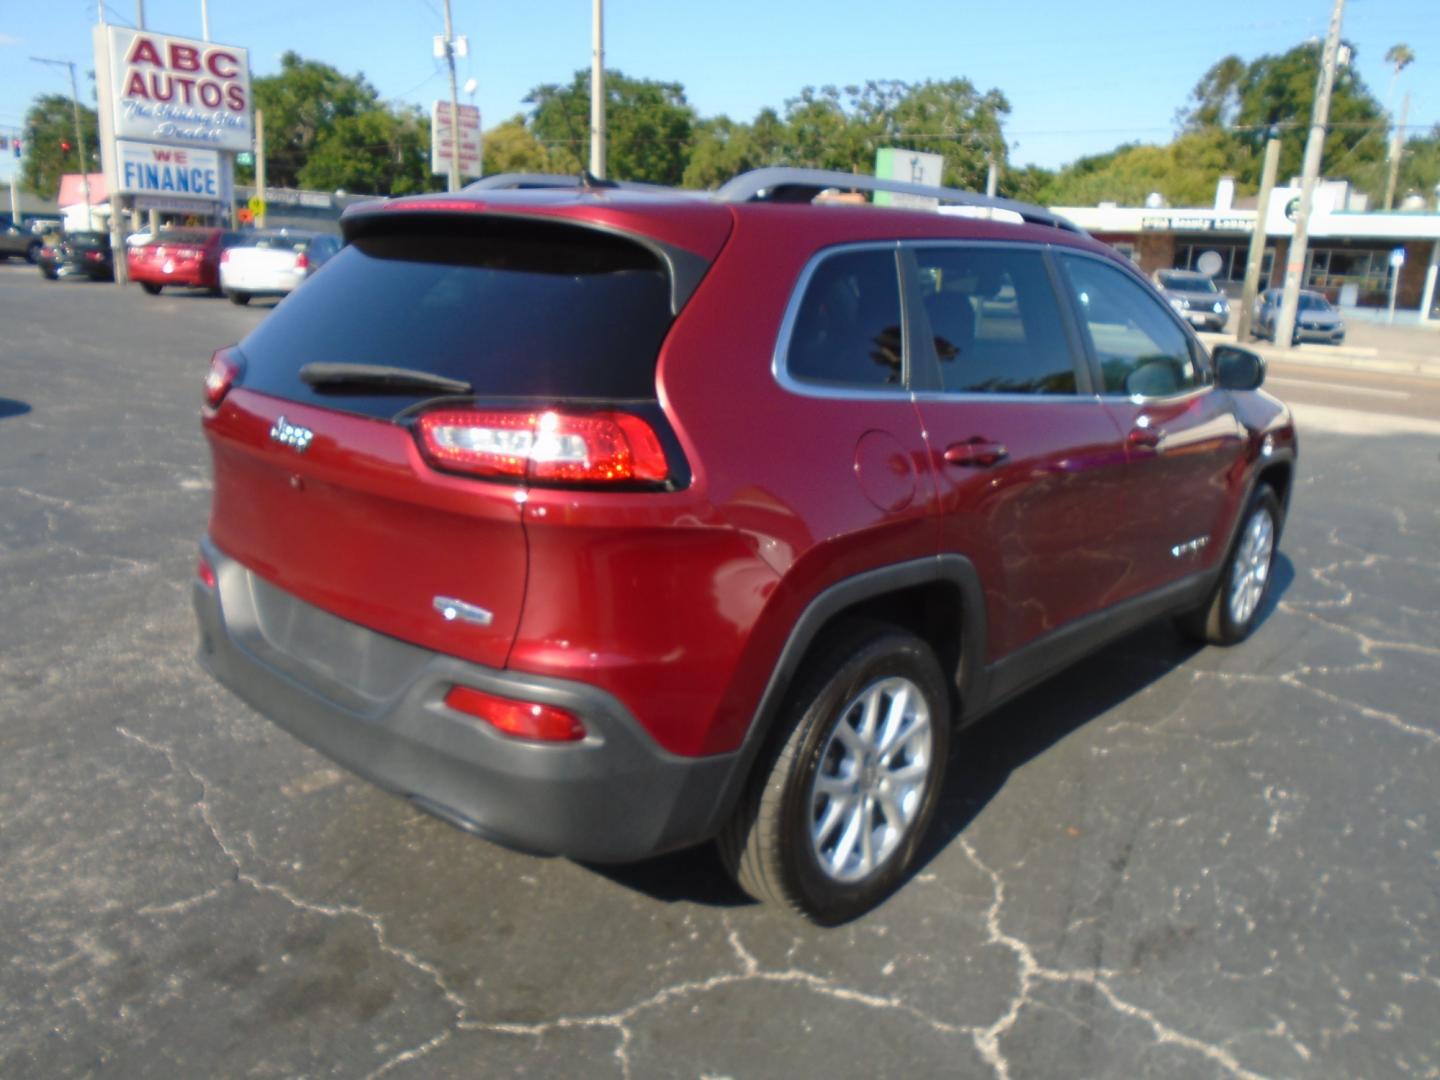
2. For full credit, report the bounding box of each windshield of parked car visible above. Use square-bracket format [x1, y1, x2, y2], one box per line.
[1298, 294, 1333, 312]
[1159, 272, 1217, 293]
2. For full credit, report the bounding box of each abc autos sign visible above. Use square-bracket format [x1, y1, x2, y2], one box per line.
[102, 27, 252, 153]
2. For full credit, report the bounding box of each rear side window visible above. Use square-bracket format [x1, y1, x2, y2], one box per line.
[1057, 254, 1202, 397]
[236, 217, 675, 419]
[785, 248, 904, 390]
[914, 246, 1078, 394]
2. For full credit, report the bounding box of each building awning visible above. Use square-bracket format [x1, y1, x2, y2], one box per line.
[57, 173, 109, 208]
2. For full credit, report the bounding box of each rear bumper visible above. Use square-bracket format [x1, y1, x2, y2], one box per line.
[192, 541, 740, 862]
[129, 263, 214, 287]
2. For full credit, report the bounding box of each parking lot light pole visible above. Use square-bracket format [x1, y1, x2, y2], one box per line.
[31, 57, 93, 232]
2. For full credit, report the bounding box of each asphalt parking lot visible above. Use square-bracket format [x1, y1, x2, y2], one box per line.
[2, 263, 1437, 1079]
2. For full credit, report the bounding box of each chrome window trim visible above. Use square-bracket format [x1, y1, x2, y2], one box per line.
[771, 241, 912, 401]
[1052, 246, 1216, 404]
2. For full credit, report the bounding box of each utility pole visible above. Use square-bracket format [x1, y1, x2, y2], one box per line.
[1383, 91, 1410, 210]
[1274, 0, 1345, 350]
[31, 57, 93, 232]
[441, 0, 462, 192]
[985, 154, 998, 198]
[590, 0, 605, 179]
[255, 109, 266, 228]
[1237, 137, 1281, 342]
[200, 0, 210, 41]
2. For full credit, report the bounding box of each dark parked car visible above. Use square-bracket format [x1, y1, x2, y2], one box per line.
[1253, 287, 1345, 344]
[128, 227, 244, 295]
[1153, 269, 1230, 331]
[0, 223, 44, 264]
[37, 232, 114, 282]
[194, 168, 1296, 922]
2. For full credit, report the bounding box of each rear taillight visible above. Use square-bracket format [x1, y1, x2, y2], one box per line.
[203, 347, 243, 408]
[220, 249, 231, 265]
[84, 250, 104, 262]
[415, 409, 668, 485]
[196, 554, 217, 589]
[444, 686, 586, 742]
[294, 252, 310, 271]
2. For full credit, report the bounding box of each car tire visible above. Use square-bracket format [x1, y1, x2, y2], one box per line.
[718, 619, 950, 924]
[140, 281, 162, 295]
[40, 266, 58, 281]
[26, 241, 42, 264]
[227, 290, 250, 306]
[1177, 487, 1281, 646]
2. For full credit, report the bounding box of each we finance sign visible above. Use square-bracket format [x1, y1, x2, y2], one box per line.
[115, 141, 221, 200]
[102, 27, 252, 152]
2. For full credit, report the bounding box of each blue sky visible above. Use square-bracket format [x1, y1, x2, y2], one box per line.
[2, 0, 1437, 188]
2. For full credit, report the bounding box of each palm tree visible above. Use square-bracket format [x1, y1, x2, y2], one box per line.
[1384, 44, 1415, 112]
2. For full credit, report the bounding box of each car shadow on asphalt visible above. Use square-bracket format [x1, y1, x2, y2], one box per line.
[0, 398, 32, 420]
[588, 554, 1294, 913]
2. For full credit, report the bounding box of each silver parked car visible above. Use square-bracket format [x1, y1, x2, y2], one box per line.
[219, 229, 341, 305]
[1153, 269, 1230, 331]
[1253, 288, 1345, 345]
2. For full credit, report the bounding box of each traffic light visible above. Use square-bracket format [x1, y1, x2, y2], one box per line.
[12, 139, 20, 159]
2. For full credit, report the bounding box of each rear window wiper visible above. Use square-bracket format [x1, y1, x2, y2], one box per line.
[299, 363, 473, 395]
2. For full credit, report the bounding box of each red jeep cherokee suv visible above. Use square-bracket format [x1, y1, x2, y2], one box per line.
[194, 168, 1295, 922]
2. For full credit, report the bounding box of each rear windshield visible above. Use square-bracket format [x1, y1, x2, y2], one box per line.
[235, 216, 675, 419]
[148, 229, 217, 246]
[1159, 272, 1217, 292]
[235, 233, 313, 250]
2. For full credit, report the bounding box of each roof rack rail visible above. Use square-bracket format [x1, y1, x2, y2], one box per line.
[713, 167, 1083, 234]
[464, 172, 682, 195]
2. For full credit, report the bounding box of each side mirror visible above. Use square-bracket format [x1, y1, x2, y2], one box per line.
[1213, 345, 1265, 391]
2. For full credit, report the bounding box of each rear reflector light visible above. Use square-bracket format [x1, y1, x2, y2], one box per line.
[416, 409, 667, 485]
[204, 347, 243, 408]
[444, 686, 586, 742]
[196, 554, 217, 589]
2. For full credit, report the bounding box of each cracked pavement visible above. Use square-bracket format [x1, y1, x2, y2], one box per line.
[2, 264, 1436, 1078]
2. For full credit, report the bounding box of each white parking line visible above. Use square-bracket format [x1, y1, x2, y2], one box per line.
[1267, 375, 1411, 400]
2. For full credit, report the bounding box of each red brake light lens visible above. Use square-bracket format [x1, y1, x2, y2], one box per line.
[196, 554, 217, 589]
[294, 251, 310, 270]
[444, 686, 586, 742]
[203, 347, 243, 408]
[415, 409, 668, 485]
[220, 248, 231, 264]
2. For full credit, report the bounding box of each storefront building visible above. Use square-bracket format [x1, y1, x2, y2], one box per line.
[1054, 179, 1440, 321]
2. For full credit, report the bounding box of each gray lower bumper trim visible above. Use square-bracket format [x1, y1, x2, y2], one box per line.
[193, 542, 739, 863]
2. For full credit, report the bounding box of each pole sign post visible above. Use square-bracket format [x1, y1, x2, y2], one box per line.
[430, 101, 482, 179]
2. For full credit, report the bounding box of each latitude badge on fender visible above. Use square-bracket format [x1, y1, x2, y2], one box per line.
[269, 415, 313, 452]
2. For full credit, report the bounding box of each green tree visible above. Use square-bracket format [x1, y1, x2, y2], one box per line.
[242, 52, 387, 188]
[20, 93, 100, 199]
[482, 114, 549, 175]
[526, 70, 696, 184]
[297, 105, 431, 195]
[1040, 129, 1253, 207]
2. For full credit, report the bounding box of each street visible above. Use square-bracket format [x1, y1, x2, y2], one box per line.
[2, 263, 1437, 1079]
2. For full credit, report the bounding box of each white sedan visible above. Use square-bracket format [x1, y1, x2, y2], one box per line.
[220, 230, 341, 305]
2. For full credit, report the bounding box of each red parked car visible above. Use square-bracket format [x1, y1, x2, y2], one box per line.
[129, 227, 243, 294]
[194, 168, 1296, 922]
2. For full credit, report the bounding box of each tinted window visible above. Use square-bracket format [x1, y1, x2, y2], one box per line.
[915, 246, 1077, 394]
[1058, 255, 1200, 397]
[149, 229, 216, 246]
[786, 249, 904, 390]
[237, 216, 675, 420]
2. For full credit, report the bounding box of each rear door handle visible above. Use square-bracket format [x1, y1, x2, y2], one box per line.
[1127, 425, 1161, 451]
[944, 437, 1009, 468]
